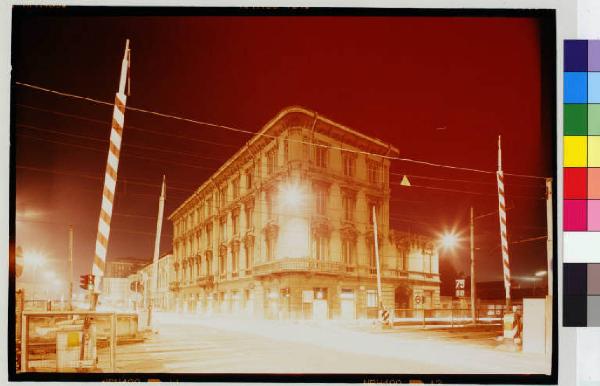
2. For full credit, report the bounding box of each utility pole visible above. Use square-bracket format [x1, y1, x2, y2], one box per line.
[372, 206, 384, 320]
[68, 225, 73, 311]
[148, 175, 166, 328]
[470, 207, 476, 324]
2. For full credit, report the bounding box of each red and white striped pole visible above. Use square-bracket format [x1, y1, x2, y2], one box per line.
[496, 135, 511, 308]
[92, 40, 131, 297]
[497, 135, 519, 343]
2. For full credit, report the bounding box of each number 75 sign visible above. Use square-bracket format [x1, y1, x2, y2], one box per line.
[455, 279, 465, 298]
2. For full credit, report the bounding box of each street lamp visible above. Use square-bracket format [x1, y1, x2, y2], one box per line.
[280, 183, 304, 208]
[24, 250, 46, 300]
[440, 232, 460, 250]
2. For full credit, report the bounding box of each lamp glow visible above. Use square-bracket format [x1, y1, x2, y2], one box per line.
[280, 183, 304, 208]
[440, 232, 459, 250]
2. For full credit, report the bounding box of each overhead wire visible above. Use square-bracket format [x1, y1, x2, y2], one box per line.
[14, 81, 551, 180]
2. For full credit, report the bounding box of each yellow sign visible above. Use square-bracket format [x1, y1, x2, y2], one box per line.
[67, 332, 80, 347]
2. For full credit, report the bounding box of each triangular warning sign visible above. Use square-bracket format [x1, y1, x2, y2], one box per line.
[400, 175, 411, 187]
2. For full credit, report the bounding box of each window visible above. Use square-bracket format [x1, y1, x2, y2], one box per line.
[245, 242, 253, 270]
[220, 188, 227, 209]
[315, 143, 328, 168]
[342, 194, 354, 222]
[342, 239, 354, 265]
[267, 149, 277, 175]
[245, 206, 254, 230]
[207, 198, 213, 217]
[314, 235, 328, 261]
[232, 213, 239, 235]
[367, 290, 378, 307]
[266, 237, 276, 261]
[206, 227, 212, 248]
[246, 170, 253, 190]
[342, 152, 355, 177]
[303, 136, 309, 160]
[315, 186, 327, 216]
[266, 191, 274, 219]
[367, 160, 381, 184]
[232, 249, 239, 275]
[424, 250, 432, 273]
[220, 255, 226, 275]
[232, 177, 240, 199]
[368, 241, 377, 273]
[284, 139, 289, 162]
[219, 219, 227, 242]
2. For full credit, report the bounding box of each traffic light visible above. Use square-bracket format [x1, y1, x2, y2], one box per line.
[79, 275, 89, 290]
[79, 274, 95, 290]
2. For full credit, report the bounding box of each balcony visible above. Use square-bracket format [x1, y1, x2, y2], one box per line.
[254, 258, 347, 276]
[195, 275, 214, 287]
[168, 281, 180, 292]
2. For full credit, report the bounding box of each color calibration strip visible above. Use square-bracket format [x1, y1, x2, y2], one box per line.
[563, 40, 600, 263]
[564, 264, 600, 327]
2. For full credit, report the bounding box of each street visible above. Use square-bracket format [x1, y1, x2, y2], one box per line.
[114, 313, 549, 374]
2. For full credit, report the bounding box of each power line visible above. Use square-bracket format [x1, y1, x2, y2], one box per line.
[15, 81, 550, 180]
[17, 123, 226, 164]
[16, 103, 240, 149]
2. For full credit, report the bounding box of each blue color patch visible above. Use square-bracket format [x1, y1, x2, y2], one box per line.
[565, 72, 588, 103]
[589, 72, 600, 103]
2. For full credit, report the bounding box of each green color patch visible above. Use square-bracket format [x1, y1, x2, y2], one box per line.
[589, 104, 600, 135]
[564, 104, 588, 135]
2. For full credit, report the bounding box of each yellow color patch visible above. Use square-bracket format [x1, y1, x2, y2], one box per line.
[67, 332, 80, 347]
[589, 136, 600, 167]
[564, 136, 588, 167]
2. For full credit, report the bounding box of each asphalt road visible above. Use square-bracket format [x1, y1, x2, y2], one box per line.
[114, 313, 549, 374]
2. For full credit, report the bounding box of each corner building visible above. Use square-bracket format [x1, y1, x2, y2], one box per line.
[169, 107, 440, 320]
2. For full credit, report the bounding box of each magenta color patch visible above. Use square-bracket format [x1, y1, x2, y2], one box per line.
[588, 200, 600, 231]
[564, 200, 588, 231]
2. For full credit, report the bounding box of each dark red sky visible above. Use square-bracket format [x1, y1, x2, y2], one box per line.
[11, 10, 555, 289]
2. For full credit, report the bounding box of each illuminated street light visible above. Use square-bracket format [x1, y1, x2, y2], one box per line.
[280, 183, 304, 208]
[535, 270, 547, 277]
[440, 232, 459, 250]
[24, 250, 46, 269]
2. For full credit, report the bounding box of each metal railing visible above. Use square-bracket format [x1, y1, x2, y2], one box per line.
[20, 311, 119, 373]
[254, 258, 347, 276]
[392, 307, 505, 327]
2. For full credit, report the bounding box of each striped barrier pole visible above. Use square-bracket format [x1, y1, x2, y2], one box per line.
[497, 135, 517, 342]
[92, 39, 131, 298]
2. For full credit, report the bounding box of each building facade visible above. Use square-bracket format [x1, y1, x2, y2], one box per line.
[106, 258, 149, 278]
[130, 253, 175, 311]
[168, 106, 440, 320]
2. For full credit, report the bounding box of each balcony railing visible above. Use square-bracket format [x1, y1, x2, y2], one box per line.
[195, 275, 214, 287]
[254, 258, 347, 276]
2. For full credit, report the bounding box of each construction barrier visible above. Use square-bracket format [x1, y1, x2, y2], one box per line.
[20, 311, 122, 373]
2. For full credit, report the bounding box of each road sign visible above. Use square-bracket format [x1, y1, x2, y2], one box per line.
[455, 279, 466, 297]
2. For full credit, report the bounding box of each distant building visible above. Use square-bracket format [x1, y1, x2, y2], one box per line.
[167, 106, 441, 320]
[105, 258, 149, 278]
[131, 253, 175, 311]
[101, 277, 130, 309]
